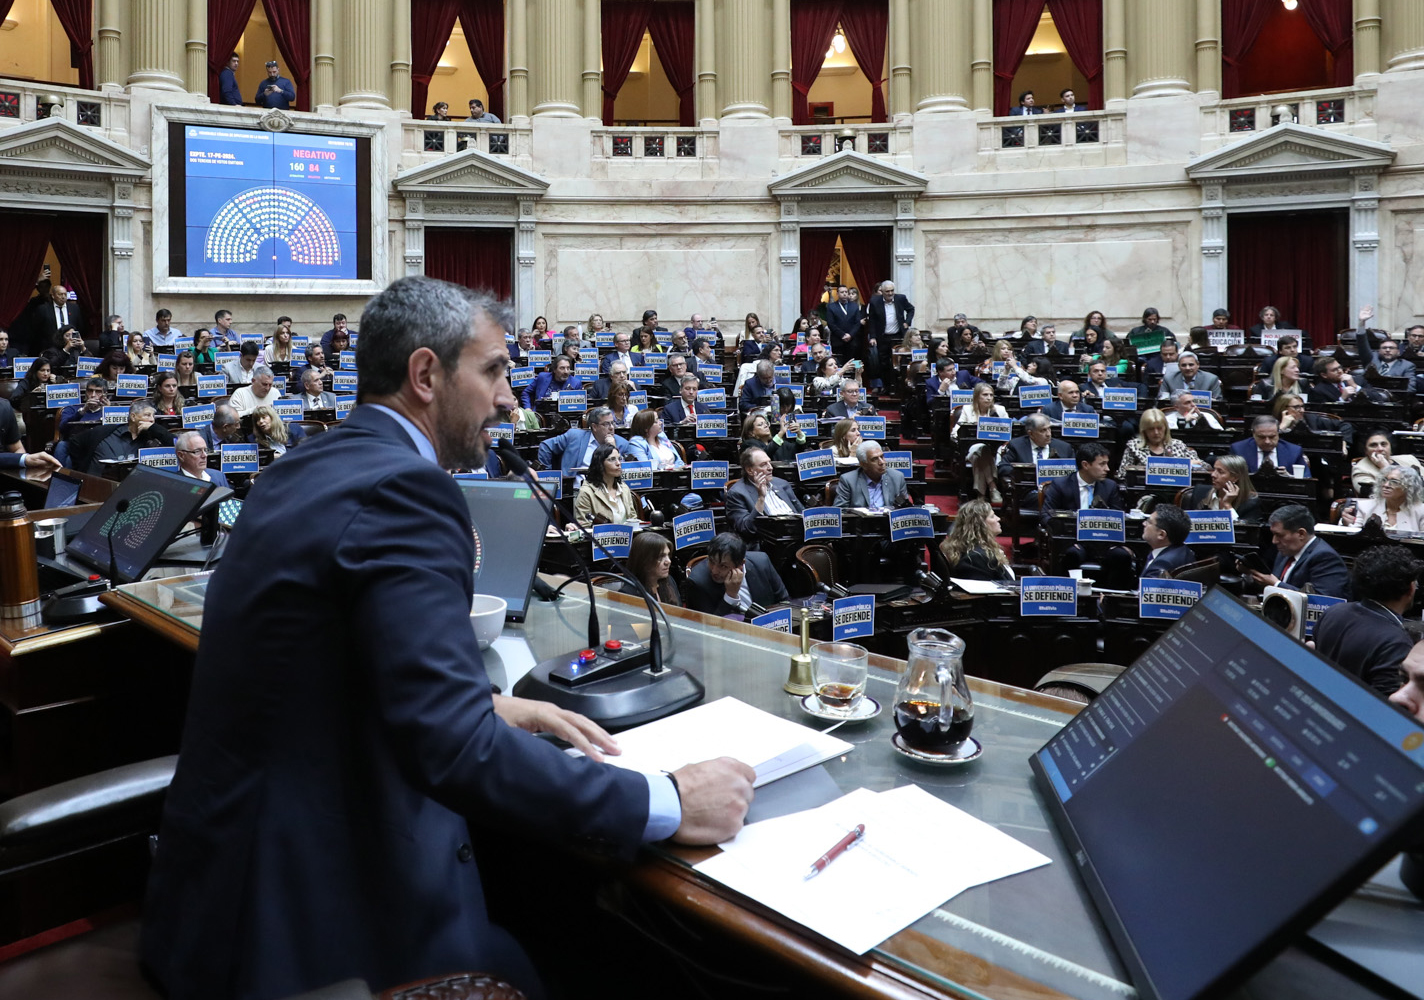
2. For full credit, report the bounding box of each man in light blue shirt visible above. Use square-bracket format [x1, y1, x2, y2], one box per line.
[144, 308, 181, 350]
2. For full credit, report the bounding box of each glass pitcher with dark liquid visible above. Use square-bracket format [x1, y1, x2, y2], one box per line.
[893, 628, 974, 755]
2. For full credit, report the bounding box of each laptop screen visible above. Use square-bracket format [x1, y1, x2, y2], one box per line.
[65, 465, 214, 583]
[43, 472, 84, 509]
[453, 477, 550, 622]
[1032, 587, 1424, 1000]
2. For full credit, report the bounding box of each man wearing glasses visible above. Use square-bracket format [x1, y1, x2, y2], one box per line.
[175, 430, 231, 488]
[536, 405, 636, 475]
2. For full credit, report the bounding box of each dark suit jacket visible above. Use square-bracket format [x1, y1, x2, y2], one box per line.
[865, 295, 915, 348]
[824, 300, 864, 357]
[833, 468, 909, 509]
[996, 436, 1074, 478]
[1308, 379, 1347, 403]
[1141, 543, 1196, 579]
[600, 351, 636, 375]
[739, 378, 776, 410]
[685, 550, 789, 615]
[661, 397, 710, 424]
[1185, 484, 1262, 522]
[1273, 535, 1349, 598]
[947, 547, 1014, 582]
[659, 373, 704, 397]
[1313, 601, 1411, 695]
[1040, 399, 1115, 429]
[1021, 340, 1072, 358]
[1008, 106, 1045, 115]
[27, 296, 84, 354]
[724, 476, 804, 537]
[823, 400, 875, 421]
[141, 407, 650, 1000]
[1042, 474, 1125, 514]
[1228, 437, 1308, 476]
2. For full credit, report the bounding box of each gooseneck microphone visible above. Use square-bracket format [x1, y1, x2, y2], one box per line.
[106, 498, 130, 587]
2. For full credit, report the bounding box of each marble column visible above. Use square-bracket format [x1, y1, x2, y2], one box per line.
[695, 0, 717, 123]
[96, 0, 128, 90]
[1352, 174, 1382, 321]
[1198, 183, 1226, 321]
[391, 0, 412, 114]
[1193, 0, 1219, 96]
[509, 0, 530, 119]
[778, 200, 800, 334]
[1384, 0, 1424, 73]
[583, 0, 601, 118]
[889, 0, 911, 116]
[1355, 0, 1381, 79]
[719, 0, 770, 118]
[970, 0, 991, 112]
[913, 0, 970, 112]
[531, 0, 582, 117]
[313, 0, 336, 109]
[1128, 0, 1192, 97]
[340, 0, 392, 108]
[126, 0, 186, 92]
[184, 0, 206, 95]
[1103, 0, 1127, 105]
[894, 196, 916, 303]
[771, 0, 791, 120]
[516, 199, 538, 330]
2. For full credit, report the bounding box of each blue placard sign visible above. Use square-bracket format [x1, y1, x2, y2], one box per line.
[698, 388, 726, 408]
[240, 333, 264, 345]
[976, 416, 1012, 442]
[1018, 385, 1051, 407]
[1185, 509, 1235, 544]
[690, 461, 729, 490]
[273, 399, 302, 421]
[949, 389, 975, 408]
[788, 384, 805, 405]
[334, 395, 356, 418]
[138, 447, 177, 469]
[632, 391, 652, 408]
[574, 362, 599, 380]
[45, 383, 79, 408]
[102, 405, 129, 425]
[557, 390, 588, 413]
[336, 350, 356, 370]
[1190, 390, 1214, 407]
[1139, 579, 1204, 620]
[1304, 594, 1347, 637]
[527, 350, 552, 367]
[216, 352, 239, 364]
[911, 348, 928, 361]
[590, 523, 633, 561]
[487, 422, 514, 444]
[622, 461, 653, 489]
[1145, 456, 1192, 488]
[629, 367, 656, 386]
[751, 607, 793, 633]
[858, 416, 887, 440]
[1036, 458, 1076, 486]
[1102, 388, 1137, 412]
[76, 356, 99, 376]
[116, 374, 149, 398]
[802, 506, 843, 540]
[510, 366, 535, 387]
[696, 413, 727, 439]
[700, 363, 723, 384]
[533, 469, 563, 500]
[156, 354, 177, 372]
[221, 443, 259, 474]
[1076, 509, 1126, 542]
[795, 448, 836, 481]
[672, 510, 715, 549]
[1020, 576, 1078, 616]
[198, 374, 226, 398]
[12, 357, 33, 375]
[454, 470, 490, 481]
[832, 594, 875, 641]
[646, 353, 669, 370]
[1061, 412, 1099, 438]
[774, 365, 792, 385]
[332, 372, 358, 393]
[888, 508, 934, 543]
[595, 331, 615, 348]
[182, 404, 215, 428]
[883, 450, 913, 475]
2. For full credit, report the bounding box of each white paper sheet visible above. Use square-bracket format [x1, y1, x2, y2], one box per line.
[950, 578, 1015, 595]
[696, 785, 1051, 955]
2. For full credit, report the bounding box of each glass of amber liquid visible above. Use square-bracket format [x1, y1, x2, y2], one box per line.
[811, 641, 869, 715]
[894, 628, 973, 754]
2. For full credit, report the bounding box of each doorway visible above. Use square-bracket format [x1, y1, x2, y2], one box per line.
[423, 227, 513, 301]
[799, 227, 892, 318]
[1227, 209, 1348, 346]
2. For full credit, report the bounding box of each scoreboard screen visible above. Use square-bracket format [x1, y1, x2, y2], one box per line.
[168, 123, 372, 281]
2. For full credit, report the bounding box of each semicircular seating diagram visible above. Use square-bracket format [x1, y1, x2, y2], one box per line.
[204, 186, 342, 266]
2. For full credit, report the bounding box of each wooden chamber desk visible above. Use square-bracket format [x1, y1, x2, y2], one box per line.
[103, 575, 1398, 1000]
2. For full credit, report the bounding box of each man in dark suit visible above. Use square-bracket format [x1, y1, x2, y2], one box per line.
[685, 531, 790, 616]
[1042, 442, 1126, 514]
[586, 360, 629, 401]
[659, 353, 704, 396]
[1040, 380, 1115, 430]
[996, 413, 1073, 478]
[1229, 416, 1310, 477]
[141, 277, 753, 1000]
[28, 281, 83, 355]
[1008, 90, 1045, 115]
[725, 445, 804, 539]
[833, 440, 909, 510]
[1245, 503, 1349, 598]
[739, 360, 777, 411]
[1371, 337, 1417, 378]
[174, 430, 231, 489]
[823, 380, 876, 420]
[536, 406, 636, 474]
[1140, 504, 1196, 578]
[824, 284, 863, 362]
[1313, 545, 1419, 696]
[600, 330, 635, 375]
[864, 281, 914, 380]
[1308, 357, 1363, 403]
[662, 375, 710, 425]
[1021, 324, 1073, 359]
[1080, 360, 1128, 399]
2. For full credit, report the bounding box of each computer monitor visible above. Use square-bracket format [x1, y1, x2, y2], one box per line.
[1032, 587, 1424, 1000]
[43, 471, 84, 509]
[65, 465, 215, 583]
[453, 477, 550, 622]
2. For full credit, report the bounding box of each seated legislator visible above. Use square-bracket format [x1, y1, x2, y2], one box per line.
[685, 530, 790, 616]
[1274, 393, 1354, 453]
[662, 374, 710, 425]
[823, 379, 876, 421]
[1140, 504, 1196, 578]
[10, 356, 53, 408]
[739, 412, 798, 463]
[1313, 545, 1421, 697]
[1340, 464, 1424, 532]
[586, 360, 629, 402]
[125, 330, 157, 368]
[1157, 351, 1222, 401]
[573, 442, 639, 527]
[659, 353, 704, 396]
[1351, 429, 1424, 495]
[618, 531, 682, 605]
[1163, 390, 1223, 431]
[1230, 415, 1310, 476]
[950, 382, 1009, 502]
[938, 499, 1013, 582]
[1371, 336, 1417, 379]
[1308, 356, 1362, 403]
[1116, 408, 1204, 479]
[739, 359, 777, 411]
[0, 399, 61, 472]
[1250, 355, 1308, 401]
[1245, 503, 1350, 598]
[834, 440, 909, 510]
[58, 377, 110, 431]
[605, 382, 639, 429]
[229, 365, 284, 416]
[1080, 360, 1128, 400]
[174, 429, 230, 488]
[148, 373, 184, 417]
[299, 367, 338, 410]
[1040, 380, 1114, 430]
[626, 409, 685, 470]
[537, 406, 637, 475]
[249, 404, 305, 457]
[813, 354, 859, 398]
[996, 412, 1073, 478]
[521, 355, 582, 407]
[829, 417, 862, 466]
[725, 444, 805, 538]
[1186, 455, 1262, 522]
[222, 341, 261, 386]
[1042, 443, 1126, 514]
[141, 278, 754, 1000]
[86, 401, 174, 473]
[1254, 333, 1315, 378]
[1021, 323, 1073, 359]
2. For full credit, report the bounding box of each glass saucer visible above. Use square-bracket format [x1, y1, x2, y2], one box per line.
[891, 732, 983, 765]
[799, 693, 881, 723]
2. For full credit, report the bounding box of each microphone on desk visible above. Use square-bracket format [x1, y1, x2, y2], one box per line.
[914, 569, 946, 594]
[816, 581, 851, 601]
[106, 498, 129, 587]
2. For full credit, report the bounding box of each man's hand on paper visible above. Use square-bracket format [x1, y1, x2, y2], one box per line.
[492, 694, 622, 762]
[670, 757, 756, 844]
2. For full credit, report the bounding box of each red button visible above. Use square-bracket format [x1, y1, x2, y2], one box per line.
[603, 640, 622, 653]
[88, 574, 102, 581]
[578, 649, 597, 663]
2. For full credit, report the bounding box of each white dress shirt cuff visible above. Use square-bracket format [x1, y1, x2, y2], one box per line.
[642, 773, 683, 841]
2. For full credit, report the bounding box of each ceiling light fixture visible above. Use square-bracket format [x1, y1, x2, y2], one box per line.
[1282, 0, 1298, 9]
[825, 29, 847, 60]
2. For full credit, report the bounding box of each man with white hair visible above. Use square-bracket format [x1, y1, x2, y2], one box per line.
[834, 440, 909, 510]
[1158, 351, 1222, 400]
[175, 430, 231, 488]
[230, 365, 284, 415]
[299, 368, 337, 411]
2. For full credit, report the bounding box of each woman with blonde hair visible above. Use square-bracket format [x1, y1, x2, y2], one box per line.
[830, 418, 861, 466]
[249, 404, 295, 457]
[1116, 408, 1204, 479]
[1250, 355, 1305, 401]
[951, 382, 1009, 503]
[126, 331, 156, 368]
[263, 326, 294, 364]
[1185, 454, 1260, 521]
[605, 382, 639, 428]
[938, 499, 1012, 582]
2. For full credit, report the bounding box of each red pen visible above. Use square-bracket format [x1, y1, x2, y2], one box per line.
[804, 823, 866, 880]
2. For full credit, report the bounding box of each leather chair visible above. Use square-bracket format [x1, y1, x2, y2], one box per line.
[794, 543, 842, 591]
[1170, 556, 1222, 587]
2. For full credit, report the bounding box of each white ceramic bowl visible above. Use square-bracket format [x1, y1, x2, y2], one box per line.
[470, 594, 507, 649]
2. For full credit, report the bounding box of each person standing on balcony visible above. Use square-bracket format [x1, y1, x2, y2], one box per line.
[219, 53, 243, 106]
[254, 60, 295, 110]
[467, 98, 500, 123]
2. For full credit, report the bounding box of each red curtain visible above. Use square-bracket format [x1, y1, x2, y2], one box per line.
[601, 2, 654, 125]
[458, 0, 506, 122]
[1228, 212, 1346, 348]
[993, 0, 1045, 115]
[0, 213, 56, 332]
[837, 228, 892, 309]
[1049, 0, 1103, 109]
[263, 0, 312, 111]
[647, 2, 696, 127]
[1299, 0, 1354, 87]
[800, 229, 842, 315]
[1221, 0, 1277, 98]
[208, 0, 259, 103]
[48, 213, 105, 338]
[790, 0, 842, 124]
[425, 228, 513, 301]
[411, 0, 463, 117]
[49, 0, 94, 89]
[840, 1, 888, 123]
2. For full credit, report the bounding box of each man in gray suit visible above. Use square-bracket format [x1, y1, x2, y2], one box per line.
[1157, 351, 1222, 401]
[1372, 337, 1417, 379]
[834, 441, 909, 510]
[724, 445, 804, 540]
[299, 368, 337, 410]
